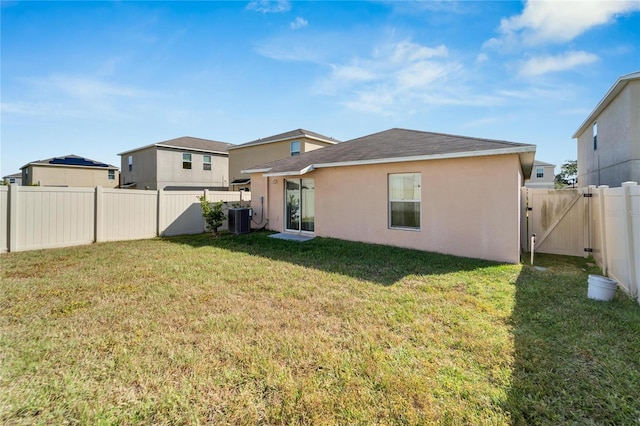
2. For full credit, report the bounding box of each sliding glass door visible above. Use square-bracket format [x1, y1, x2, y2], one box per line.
[285, 179, 314, 232]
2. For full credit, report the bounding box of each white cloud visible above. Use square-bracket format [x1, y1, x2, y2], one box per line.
[43, 75, 149, 99]
[290, 17, 308, 30]
[519, 51, 599, 77]
[494, 0, 640, 46]
[246, 0, 290, 14]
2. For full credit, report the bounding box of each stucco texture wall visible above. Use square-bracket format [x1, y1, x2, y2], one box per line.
[577, 80, 640, 187]
[251, 154, 523, 263]
[229, 138, 334, 184]
[156, 148, 228, 189]
[29, 166, 119, 188]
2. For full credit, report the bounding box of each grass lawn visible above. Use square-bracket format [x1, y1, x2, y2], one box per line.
[1, 232, 639, 425]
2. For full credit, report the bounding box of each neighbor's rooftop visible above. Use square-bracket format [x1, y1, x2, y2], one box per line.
[118, 136, 233, 156]
[228, 128, 339, 150]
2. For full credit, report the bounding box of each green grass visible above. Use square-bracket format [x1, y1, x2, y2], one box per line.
[1, 232, 639, 425]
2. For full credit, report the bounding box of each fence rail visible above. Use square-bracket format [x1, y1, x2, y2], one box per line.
[523, 182, 639, 305]
[1, 186, 250, 253]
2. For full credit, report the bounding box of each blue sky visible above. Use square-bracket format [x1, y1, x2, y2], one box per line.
[2, 0, 639, 177]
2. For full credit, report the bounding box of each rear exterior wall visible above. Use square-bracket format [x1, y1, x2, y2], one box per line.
[251, 154, 523, 263]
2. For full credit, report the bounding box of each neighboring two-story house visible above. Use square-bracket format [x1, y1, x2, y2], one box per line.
[524, 160, 555, 188]
[20, 155, 119, 187]
[228, 129, 339, 191]
[118, 136, 233, 190]
[573, 71, 640, 188]
[2, 173, 23, 185]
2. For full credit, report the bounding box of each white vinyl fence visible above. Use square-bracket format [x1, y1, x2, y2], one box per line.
[1, 185, 250, 253]
[523, 182, 639, 304]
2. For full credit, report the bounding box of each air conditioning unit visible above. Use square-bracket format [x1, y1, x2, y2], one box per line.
[228, 208, 251, 235]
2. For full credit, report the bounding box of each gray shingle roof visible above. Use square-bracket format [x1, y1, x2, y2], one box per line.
[244, 128, 536, 176]
[118, 136, 233, 156]
[228, 129, 339, 150]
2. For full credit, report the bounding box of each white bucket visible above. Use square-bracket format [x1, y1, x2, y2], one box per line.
[587, 275, 618, 302]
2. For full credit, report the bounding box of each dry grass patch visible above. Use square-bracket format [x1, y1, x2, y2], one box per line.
[1, 232, 638, 424]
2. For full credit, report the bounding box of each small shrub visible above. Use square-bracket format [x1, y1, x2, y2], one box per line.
[197, 196, 226, 235]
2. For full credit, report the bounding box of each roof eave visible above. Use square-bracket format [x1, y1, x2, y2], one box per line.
[572, 71, 640, 139]
[228, 134, 338, 150]
[260, 145, 536, 177]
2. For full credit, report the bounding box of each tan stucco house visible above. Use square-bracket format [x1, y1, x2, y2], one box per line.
[573, 71, 640, 188]
[118, 136, 232, 190]
[244, 128, 535, 264]
[524, 160, 555, 189]
[20, 155, 119, 187]
[227, 129, 339, 191]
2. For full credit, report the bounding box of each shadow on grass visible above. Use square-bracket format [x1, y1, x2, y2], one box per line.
[506, 254, 640, 424]
[162, 230, 501, 286]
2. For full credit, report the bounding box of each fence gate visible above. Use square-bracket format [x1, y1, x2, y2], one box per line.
[523, 188, 591, 257]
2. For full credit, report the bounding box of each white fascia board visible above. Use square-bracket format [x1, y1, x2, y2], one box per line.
[260, 146, 535, 177]
[314, 146, 536, 169]
[155, 144, 228, 155]
[228, 135, 337, 150]
[242, 167, 272, 174]
[119, 144, 228, 156]
[117, 143, 157, 156]
[572, 71, 640, 139]
[264, 165, 315, 177]
[26, 163, 119, 171]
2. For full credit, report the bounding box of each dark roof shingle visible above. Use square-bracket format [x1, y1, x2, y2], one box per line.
[229, 129, 338, 150]
[245, 128, 535, 175]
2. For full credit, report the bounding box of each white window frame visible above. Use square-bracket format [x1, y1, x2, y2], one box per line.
[203, 155, 212, 171]
[536, 167, 544, 178]
[290, 140, 301, 156]
[128, 155, 133, 172]
[593, 122, 598, 150]
[108, 170, 115, 180]
[388, 173, 421, 230]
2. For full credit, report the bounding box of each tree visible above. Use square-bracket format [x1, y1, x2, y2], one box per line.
[555, 160, 578, 188]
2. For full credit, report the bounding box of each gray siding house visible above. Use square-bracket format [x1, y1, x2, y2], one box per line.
[573, 71, 640, 188]
[118, 136, 233, 190]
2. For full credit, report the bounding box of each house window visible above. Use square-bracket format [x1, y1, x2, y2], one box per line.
[389, 173, 421, 230]
[108, 170, 115, 180]
[290, 141, 301, 156]
[128, 155, 133, 172]
[536, 168, 544, 178]
[9, 178, 15, 184]
[183, 153, 192, 169]
[593, 122, 598, 150]
[203, 155, 211, 171]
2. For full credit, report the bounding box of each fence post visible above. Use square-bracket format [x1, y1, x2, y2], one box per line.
[7, 184, 18, 252]
[622, 182, 638, 299]
[598, 185, 609, 276]
[157, 188, 164, 237]
[94, 186, 103, 242]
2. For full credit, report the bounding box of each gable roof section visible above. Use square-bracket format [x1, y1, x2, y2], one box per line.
[572, 71, 640, 139]
[533, 160, 555, 167]
[244, 128, 536, 177]
[228, 128, 339, 150]
[21, 154, 118, 170]
[118, 136, 233, 156]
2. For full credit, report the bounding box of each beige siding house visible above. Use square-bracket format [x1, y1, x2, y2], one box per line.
[20, 155, 119, 187]
[2, 173, 22, 185]
[245, 128, 535, 264]
[228, 129, 338, 191]
[573, 71, 640, 187]
[118, 136, 232, 190]
[525, 160, 555, 188]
